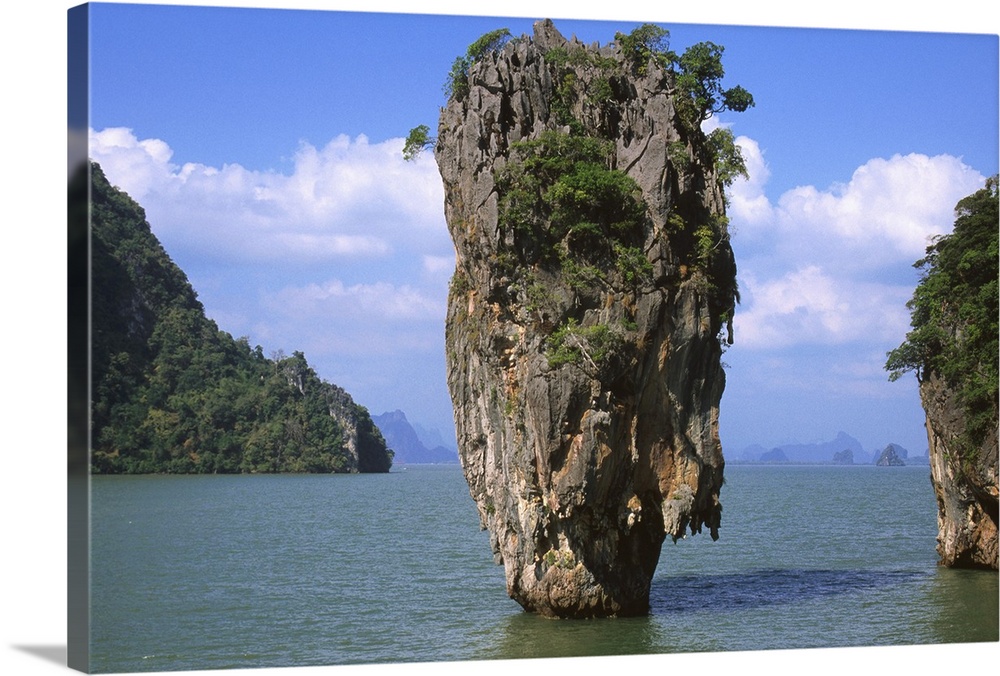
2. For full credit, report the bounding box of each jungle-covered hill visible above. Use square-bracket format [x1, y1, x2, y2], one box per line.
[80, 162, 392, 474]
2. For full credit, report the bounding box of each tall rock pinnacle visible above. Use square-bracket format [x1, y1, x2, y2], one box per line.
[886, 176, 998, 571]
[921, 373, 998, 569]
[436, 20, 742, 616]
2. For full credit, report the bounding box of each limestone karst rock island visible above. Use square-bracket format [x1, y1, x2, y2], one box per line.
[434, 20, 745, 617]
[922, 373, 998, 569]
[886, 176, 998, 571]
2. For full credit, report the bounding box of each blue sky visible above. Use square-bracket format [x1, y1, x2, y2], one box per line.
[79, 0, 998, 457]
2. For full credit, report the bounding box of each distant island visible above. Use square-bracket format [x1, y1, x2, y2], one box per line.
[832, 449, 854, 465]
[729, 432, 929, 466]
[81, 162, 393, 474]
[875, 445, 907, 466]
[372, 410, 459, 464]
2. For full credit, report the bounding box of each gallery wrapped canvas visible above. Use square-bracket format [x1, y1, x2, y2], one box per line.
[57, 1, 998, 675]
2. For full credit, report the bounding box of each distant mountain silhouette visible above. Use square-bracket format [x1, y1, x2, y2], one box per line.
[411, 421, 456, 454]
[735, 444, 767, 463]
[759, 447, 789, 463]
[732, 434, 927, 465]
[774, 432, 866, 463]
[832, 448, 854, 465]
[736, 432, 864, 463]
[372, 410, 459, 464]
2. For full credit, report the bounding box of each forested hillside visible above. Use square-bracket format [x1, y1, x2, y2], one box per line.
[85, 162, 392, 474]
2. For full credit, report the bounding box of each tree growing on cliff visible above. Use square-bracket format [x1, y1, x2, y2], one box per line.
[614, 23, 674, 75]
[705, 126, 749, 187]
[403, 124, 434, 161]
[886, 175, 999, 452]
[445, 27, 512, 99]
[674, 40, 755, 124]
[612, 24, 753, 217]
[403, 28, 513, 161]
[615, 24, 755, 125]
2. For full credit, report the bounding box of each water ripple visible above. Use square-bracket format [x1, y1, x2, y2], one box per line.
[651, 568, 930, 613]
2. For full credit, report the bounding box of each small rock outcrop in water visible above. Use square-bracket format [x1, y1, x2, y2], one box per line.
[435, 21, 744, 616]
[759, 448, 789, 464]
[874, 445, 905, 467]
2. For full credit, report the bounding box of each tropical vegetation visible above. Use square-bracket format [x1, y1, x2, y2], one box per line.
[886, 176, 999, 455]
[410, 22, 753, 368]
[85, 162, 392, 474]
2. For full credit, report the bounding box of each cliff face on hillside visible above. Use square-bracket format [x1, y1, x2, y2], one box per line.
[436, 21, 738, 617]
[921, 373, 999, 569]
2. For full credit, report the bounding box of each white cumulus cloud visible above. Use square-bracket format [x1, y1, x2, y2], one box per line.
[265, 279, 445, 323]
[256, 279, 447, 359]
[87, 127, 454, 401]
[88, 127, 447, 265]
[728, 143, 986, 353]
[735, 266, 913, 349]
[737, 151, 985, 268]
[727, 135, 774, 227]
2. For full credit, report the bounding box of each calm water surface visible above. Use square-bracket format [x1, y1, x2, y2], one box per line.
[89, 464, 998, 672]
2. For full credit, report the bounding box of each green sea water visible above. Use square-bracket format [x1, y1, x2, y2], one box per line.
[88, 464, 998, 673]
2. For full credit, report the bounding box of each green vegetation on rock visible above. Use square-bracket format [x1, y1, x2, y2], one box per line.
[433, 21, 751, 358]
[614, 23, 673, 75]
[615, 24, 754, 188]
[87, 162, 393, 474]
[445, 27, 512, 100]
[545, 318, 624, 371]
[673, 40, 755, 125]
[405, 28, 514, 161]
[886, 175, 999, 454]
[615, 24, 755, 126]
[495, 130, 648, 285]
[402, 124, 434, 161]
[705, 127, 749, 188]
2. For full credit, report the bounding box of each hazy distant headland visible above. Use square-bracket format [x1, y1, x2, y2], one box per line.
[372, 410, 459, 464]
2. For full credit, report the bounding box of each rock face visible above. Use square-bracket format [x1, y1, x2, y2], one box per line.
[326, 385, 395, 474]
[436, 21, 737, 617]
[921, 373, 999, 569]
